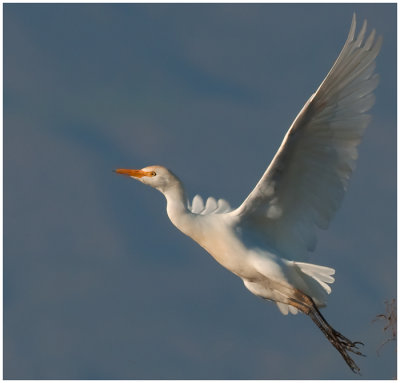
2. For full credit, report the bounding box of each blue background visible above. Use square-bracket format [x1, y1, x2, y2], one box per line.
[4, 3, 396, 379]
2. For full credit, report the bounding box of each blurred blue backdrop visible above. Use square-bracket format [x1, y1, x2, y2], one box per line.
[4, 3, 396, 379]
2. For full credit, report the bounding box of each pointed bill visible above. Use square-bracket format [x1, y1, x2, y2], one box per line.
[114, 169, 155, 178]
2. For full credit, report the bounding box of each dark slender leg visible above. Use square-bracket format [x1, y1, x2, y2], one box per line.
[288, 290, 365, 374]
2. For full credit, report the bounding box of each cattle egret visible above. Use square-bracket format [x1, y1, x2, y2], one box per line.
[115, 15, 381, 374]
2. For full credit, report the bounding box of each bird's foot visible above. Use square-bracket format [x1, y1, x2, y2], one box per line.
[332, 329, 365, 356]
[288, 290, 364, 374]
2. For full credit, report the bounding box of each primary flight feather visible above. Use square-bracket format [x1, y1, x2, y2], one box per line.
[115, 15, 381, 374]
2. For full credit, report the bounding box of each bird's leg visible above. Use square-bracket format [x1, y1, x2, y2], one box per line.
[287, 289, 365, 374]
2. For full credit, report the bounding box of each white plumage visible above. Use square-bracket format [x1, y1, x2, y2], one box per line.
[189, 194, 232, 215]
[115, 15, 381, 374]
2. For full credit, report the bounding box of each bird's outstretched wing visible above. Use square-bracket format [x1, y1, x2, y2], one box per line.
[231, 15, 382, 260]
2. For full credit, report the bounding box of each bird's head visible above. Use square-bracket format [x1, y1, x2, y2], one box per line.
[114, 165, 180, 194]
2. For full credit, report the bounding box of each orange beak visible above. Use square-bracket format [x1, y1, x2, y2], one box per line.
[114, 169, 154, 178]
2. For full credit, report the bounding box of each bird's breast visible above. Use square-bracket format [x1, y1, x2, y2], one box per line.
[179, 214, 257, 278]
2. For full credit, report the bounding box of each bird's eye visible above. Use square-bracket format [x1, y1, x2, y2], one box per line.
[151, 171, 156, 176]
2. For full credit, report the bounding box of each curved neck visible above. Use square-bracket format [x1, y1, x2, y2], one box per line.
[162, 179, 205, 246]
[163, 181, 190, 229]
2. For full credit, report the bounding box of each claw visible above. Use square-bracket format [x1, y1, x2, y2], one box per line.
[288, 290, 364, 374]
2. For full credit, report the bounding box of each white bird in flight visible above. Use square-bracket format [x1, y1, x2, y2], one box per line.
[115, 15, 381, 374]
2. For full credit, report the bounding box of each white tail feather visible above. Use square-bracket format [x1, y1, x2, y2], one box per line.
[276, 261, 336, 315]
[295, 261, 335, 294]
[294, 261, 336, 302]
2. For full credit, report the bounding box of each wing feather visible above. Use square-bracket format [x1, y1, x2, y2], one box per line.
[232, 15, 381, 260]
[191, 194, 204, 214]
[203, 197, 218, 214]
[189, 195, 232, 215]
